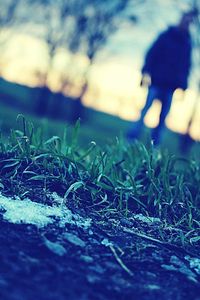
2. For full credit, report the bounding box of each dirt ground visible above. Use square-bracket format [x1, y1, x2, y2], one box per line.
[0, 206, 200, 300]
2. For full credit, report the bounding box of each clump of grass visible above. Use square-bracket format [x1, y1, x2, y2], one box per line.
[0, 115, 200, 245]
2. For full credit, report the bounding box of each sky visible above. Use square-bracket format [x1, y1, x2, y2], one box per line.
[0, 0, 199, 140]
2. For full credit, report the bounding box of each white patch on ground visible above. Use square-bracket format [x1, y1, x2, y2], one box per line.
[133, 214, 161, 224]
[185, 256, 200, 275]
[43, 238, 67, 256]
[101, 238, 113, 247]
[0, 193, 91, 229]
[162, 255, 198, 283]
[63, 232, 86, 247]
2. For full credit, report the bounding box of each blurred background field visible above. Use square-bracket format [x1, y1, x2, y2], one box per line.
[0, 0, 200, 156]
[0, 88, 199, 160]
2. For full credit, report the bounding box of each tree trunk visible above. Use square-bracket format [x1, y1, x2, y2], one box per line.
[71, 59, 93, 123]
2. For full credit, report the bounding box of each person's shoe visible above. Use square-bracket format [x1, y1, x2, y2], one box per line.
[126, 129, 139, 143]
[151, 129, 161, 146]
[126, 120, 143, 142]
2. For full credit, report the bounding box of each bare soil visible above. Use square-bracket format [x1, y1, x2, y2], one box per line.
[0, 203, 200, 300]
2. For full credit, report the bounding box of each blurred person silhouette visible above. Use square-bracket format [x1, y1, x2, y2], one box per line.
[127, 9, 198, 145]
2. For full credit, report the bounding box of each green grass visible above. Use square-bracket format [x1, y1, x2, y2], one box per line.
[0, 114, 200, 248]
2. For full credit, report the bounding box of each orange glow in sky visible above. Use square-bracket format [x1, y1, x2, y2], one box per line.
[0, 33, 200, 140]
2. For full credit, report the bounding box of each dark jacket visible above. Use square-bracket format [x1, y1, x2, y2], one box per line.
[142, 26, 192, 90]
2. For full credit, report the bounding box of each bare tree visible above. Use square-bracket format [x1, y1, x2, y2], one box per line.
[78, 1, 136, 84]
[0, 0, 22, 73]
[27, 0, 139, 119]
[0, 0, 144, 120]
[65, 0, 139, 120]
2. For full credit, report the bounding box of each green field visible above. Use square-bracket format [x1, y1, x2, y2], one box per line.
[0, 109, 200, 245]
[0, 99, 199, 156]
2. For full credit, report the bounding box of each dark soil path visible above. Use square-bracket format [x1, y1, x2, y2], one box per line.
[0, 210, 200, 300]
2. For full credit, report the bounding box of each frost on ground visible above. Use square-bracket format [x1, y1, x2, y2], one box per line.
[185, 256, 200, 275]
[161, 255, 200, 283]
[0, 193, 91, 229]
[133, 214, 161, 224]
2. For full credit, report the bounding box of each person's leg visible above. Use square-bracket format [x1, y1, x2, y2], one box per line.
[140, 86, 158, 120]
[151, 89, 174, 145]
[127, 86, 158, 140]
